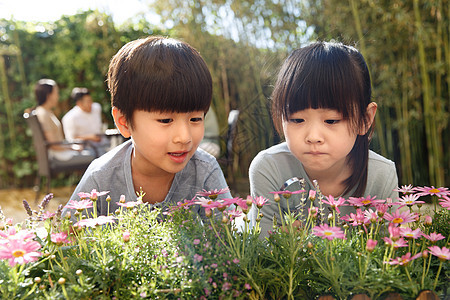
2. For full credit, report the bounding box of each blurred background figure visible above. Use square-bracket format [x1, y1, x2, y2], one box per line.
[62, 87, 110, 156]
[199, 107, 221, 158]
[34, 79, 96, 165]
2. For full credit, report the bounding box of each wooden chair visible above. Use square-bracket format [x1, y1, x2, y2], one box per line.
[23, 110, 94, 202]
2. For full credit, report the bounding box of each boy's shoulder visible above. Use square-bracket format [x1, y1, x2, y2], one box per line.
[87, 140, 132, 173]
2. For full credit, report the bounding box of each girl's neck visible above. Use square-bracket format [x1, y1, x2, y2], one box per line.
[304, 163, 351, 198]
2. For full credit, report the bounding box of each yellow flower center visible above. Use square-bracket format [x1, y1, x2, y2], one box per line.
[324, 231, 332, 236]
[362, 200, 371, 205]
[429, 188, 440, 193]
[392, 218, 403, 224]
[12, 250, 25, 258]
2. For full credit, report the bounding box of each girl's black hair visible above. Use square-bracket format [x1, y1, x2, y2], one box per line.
[34, 79, 57, 106]
[271, 41, 374, 196]
[107, 36, 212, 126]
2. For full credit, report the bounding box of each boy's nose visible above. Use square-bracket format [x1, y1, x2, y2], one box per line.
[173, 124, 192, 144]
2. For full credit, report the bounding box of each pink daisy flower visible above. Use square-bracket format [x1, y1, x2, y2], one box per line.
[386, 252, 422, 266]
[312, 224, 346, 241]
[382, 237, 408, 248]
[252, 196, 269, 209]
[428, 246, 450, 261]
[366, 239, 378, 252]
[374, 203, 389, 217]
[397, 194, 425, 207]
[77, 189, 109, 200]
[399, 227, 422, 239]
[41, 211, 56, 221]
[50, 232, 72, 246]
[194, 197, 223, 209]
[438, 195, 450, 209]
[393, 185, 415, 194]
[363, 209, 379, 223]
[0, 228, 35, 241]
[322, 195, 347, 214]
[347, 195, 385, 207]
[422, 232, 445, 242]
[65, 199, 93, 211]
[196, 188, 229, 199]
[413, 186, 449, 198]
[226, 209, 243, 220]
[383, 209, 417, 225]
[341, 209, 366, 226]
[388, 223, 401, 240]
[0, 239, 42, 266]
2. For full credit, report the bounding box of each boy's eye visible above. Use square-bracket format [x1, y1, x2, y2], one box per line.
[158, 119, 173, 124]
[325, 120, 340, 125]
[290, 118, 304, 124]
[190, 117, 203, 122]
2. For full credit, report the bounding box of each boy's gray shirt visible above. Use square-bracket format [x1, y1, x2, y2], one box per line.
[63, 140, 231, 220]
[249, 142, 399, 237]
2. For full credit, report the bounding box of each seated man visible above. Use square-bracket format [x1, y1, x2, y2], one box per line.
[62, 87, 110, 156]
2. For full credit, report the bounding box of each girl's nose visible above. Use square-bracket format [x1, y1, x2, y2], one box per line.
[305, 126, 324, 144]
[173, 123, 192, 144]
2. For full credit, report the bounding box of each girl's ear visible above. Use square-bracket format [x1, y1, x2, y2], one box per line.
[359, 102, 377, 135]
[112, 107, 131, 138]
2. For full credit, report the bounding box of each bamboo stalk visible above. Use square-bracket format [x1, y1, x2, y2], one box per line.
[413, 0, 444, 186]
[0, 55, 16, 146]
[349, 0, 388, 158]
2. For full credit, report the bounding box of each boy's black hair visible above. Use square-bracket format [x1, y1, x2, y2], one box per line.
[107, 36, 212, 125]
[34, 78, 57, 106]
[71, 87, 90, 105]
[271, 41, 374, 197]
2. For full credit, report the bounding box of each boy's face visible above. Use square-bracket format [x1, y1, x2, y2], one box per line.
[116, 109, 205, 176]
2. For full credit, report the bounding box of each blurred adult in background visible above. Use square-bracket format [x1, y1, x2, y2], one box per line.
[34, 79, 96, 165]
[199, 107, 221, 158]
[62, 87, 110, 156]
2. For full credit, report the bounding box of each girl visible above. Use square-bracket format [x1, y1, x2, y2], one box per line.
[249, 41, 398, 237]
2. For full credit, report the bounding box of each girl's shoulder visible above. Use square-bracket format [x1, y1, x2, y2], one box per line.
[368, 150, 396, 169]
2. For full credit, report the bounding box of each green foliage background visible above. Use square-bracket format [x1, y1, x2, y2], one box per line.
[0, 0, 448, 190]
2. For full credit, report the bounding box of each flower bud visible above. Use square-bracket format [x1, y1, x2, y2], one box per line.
[246, 196, 253, 207]
[222, 215, 228, 224]
[205, 208, 212, 218]
[274, 194, 281, 203]
[366, 239, 378, 252]
[424, 215, 432, 227]
[422, 250, 429, 259]
[123, 231, 130, 243]
[76, 269, 83, 276]
[58, 278, 66, 285]
[65, 212, 71, 220]
[119, 195, 126, 203]
[106, 195, 112, 203]
[34, 277, 42, 284]
[307, 242, 314, 249]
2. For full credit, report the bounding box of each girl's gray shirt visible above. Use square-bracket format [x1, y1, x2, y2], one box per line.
[249, 142, 399, 238]
[62, 140, 231, 220]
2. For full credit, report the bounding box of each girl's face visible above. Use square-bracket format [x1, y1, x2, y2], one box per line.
[282, 108, 358, 177]
[114, 109, 205, 177]
[46, 86, 59, 108]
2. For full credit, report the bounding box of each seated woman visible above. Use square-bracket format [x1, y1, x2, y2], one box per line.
[33, 79, 96, 167]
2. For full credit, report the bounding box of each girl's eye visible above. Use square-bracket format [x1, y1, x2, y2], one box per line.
[325, 120, 340, 125]
[158, 119, 172, 124]
[290, 118, 304, 124]
[190, 117, 203, 122]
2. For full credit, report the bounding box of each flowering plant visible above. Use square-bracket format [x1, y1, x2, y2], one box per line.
[0, 184, 448, 299]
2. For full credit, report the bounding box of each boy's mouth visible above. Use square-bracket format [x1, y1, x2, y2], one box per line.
[168, 151, 190, 163]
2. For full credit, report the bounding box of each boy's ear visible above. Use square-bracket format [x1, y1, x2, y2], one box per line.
[111, 107, 131, 138]
[359, 102, 377, 135]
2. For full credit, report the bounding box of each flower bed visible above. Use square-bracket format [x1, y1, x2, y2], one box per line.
[0, 185, 448, 299]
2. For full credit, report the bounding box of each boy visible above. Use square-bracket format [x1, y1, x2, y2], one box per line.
[63, 36, 231, 220]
